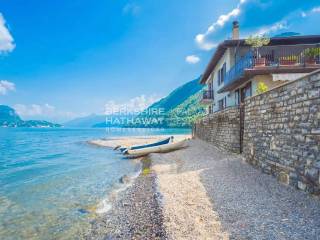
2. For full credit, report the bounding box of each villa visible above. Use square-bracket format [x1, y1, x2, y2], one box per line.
[200, 21, 320, 113]
[195, 21, 320, 194]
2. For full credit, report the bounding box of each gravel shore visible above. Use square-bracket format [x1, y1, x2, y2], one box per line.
[151, 139, 320, 239]
[84, 138, 320, 240]
[84, 135, 190, 240]
[84, 158, 167, 240]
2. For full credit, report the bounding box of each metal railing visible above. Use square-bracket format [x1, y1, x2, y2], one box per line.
[225, 44, 320, 87]
[253, 45, 320, 67]
[202, 90, 214, 100]
[225, 51, 253, 87]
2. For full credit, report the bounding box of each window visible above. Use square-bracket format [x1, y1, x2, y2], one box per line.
[208, 105, 213, 114]
[235, 89, 240, 105]
[218, 97, 227, 111]
[244, 82, 252, 98]
[208, 81, 213, 91]
[217, 98, 223, 111]
[223, 63, 226, 83]
[218, 99, 224, 111]
[218, 63, 226, 86]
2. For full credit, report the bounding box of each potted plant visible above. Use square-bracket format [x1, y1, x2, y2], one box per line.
[279, 55, 298, 66]
[304, 47, 320, 65]
[245, 35, 270, 67]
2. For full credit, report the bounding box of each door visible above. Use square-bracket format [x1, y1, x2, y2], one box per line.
[239, 82, 251, 153]
[239, 103, 245, 153]
[240, 82, 252, 104]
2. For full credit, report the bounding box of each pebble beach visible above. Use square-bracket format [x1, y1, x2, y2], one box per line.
[85, 136, 320, 240]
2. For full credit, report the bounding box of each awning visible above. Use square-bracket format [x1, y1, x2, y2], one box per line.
[272, 73, 308, 81]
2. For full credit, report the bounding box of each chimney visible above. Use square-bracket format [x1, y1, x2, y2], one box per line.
[232, 21, 239, 40]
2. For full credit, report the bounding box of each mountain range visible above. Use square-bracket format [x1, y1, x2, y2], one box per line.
[67, 77, 206, 128]
[64, 114, 106, 128]
[0, 105, 62, 128]
[127, 77, 205, 128]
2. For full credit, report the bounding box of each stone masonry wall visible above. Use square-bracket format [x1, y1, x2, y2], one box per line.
[243, 70, 320, 194]
[193, 107, 240, 153]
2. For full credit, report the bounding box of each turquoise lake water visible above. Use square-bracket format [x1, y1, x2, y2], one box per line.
[0, 128, 190, 240]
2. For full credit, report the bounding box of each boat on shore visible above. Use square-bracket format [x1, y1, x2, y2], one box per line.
[120, 137, 173, 153]
[124, 139, 188, 158]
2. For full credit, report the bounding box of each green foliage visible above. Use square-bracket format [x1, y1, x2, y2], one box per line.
[245, 35, 270, 48]
[147, 77, 203, 112]
[304, 48, 320, 58]
[256, 82, 269, 94]
[165, 91, 206, 127]
[128, 78, 205, 128]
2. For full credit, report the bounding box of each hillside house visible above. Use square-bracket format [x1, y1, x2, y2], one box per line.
[200, 21, 320, 113]
[195, 22, 320, 194]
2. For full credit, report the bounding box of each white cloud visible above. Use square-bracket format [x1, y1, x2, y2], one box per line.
[185, 55, 200, 64]
[255, 21, 288, 36]
[299, 6, 320, 18]
[311, 7, 320, 13]
[14, 103, 56, 117]
[0, 13, 15, 53]
[123, 3, 141, 16]
[0, 80, 15, 95]
[195, 0, 247, 50]
[105, 95, 161, 115]
[13, 103, 81, 122]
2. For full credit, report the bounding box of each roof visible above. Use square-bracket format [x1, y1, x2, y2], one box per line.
[199, 35, 320, 84]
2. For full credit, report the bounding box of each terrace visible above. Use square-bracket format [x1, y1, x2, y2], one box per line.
[218, 44, 320, 93]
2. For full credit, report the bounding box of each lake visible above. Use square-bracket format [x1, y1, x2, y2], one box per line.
[0, 127, 190, 240]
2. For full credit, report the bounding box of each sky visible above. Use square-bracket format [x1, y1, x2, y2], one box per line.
[0, 0, 319, 122]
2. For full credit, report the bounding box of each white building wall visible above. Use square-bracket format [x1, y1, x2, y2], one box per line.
[205, 48, 236, 112]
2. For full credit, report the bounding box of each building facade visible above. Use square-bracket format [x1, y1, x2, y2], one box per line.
[200, 21, 320, 113]
[196, 22, 320, 194]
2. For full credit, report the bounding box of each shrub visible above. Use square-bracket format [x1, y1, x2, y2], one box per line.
[245, 35, 270, 48]
[304, 48, 320, 58]
[256, 82, 268, 94]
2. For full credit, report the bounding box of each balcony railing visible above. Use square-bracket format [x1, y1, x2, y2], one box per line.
[225, 51, 254, 87]
[225, 44, 320, 88]
[202, 90, 214, 101]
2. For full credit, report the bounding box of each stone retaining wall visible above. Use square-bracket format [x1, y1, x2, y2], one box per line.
[193, 107, 240, 153]
[243, 70, 320, 194]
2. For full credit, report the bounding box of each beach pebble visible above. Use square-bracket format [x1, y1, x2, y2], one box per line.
[83, 165, 167, 240]
[119, 175, 130, 184]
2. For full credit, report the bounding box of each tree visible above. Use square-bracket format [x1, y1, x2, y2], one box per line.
[245, 35, 270, 48]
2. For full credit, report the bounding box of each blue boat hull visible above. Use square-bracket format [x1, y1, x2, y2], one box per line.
[121, 137, 173, 153]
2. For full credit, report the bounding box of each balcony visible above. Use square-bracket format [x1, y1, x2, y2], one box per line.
[220, 44, 320, 93]
[200, 90, 214, 104]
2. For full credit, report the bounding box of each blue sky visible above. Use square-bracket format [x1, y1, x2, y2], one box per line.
[0, 0, 319, 122]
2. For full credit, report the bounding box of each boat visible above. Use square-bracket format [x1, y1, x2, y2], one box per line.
[124, 139, 188, 158]
[120, 137, 173, 153]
